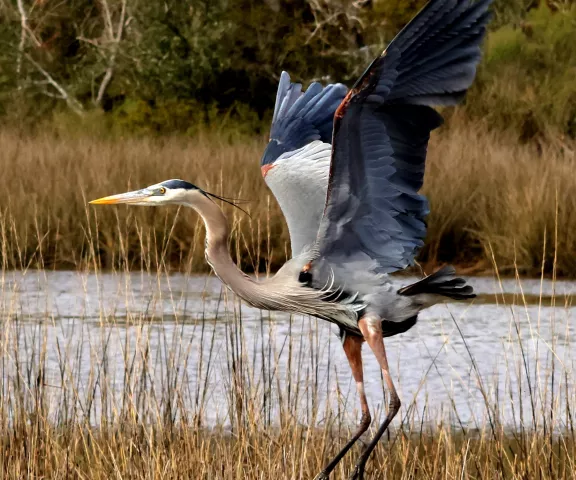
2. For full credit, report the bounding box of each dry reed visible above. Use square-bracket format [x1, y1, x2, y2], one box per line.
[1, 118, 575, 275]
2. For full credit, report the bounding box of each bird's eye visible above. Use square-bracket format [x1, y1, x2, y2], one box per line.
[158, 187, 166, 195]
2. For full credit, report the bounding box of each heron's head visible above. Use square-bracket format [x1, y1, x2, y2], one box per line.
[89, 179, 208, 207]
[89, 179, 248, 216]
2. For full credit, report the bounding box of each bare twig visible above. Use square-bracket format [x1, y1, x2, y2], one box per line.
[24, 54, 84, 116]
[305, 0, 365, 45]
[15, 0, 28, 89]
[94, 0, 127, 107]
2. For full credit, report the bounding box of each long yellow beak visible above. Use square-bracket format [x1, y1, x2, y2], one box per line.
[89, 190, 151, 205]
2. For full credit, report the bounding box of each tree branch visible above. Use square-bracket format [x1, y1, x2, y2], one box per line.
[24, 54, 84, 116]
[15, 0, 27, 89]
[94, 0, 127, 107]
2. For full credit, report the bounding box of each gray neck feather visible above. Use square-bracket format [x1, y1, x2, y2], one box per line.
[185, 191, 359, 330]
[187, 193, 255, 297]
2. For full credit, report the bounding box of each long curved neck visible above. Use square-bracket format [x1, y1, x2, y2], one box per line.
[186, 193, 256, 296]
[184, 192, 351, 325]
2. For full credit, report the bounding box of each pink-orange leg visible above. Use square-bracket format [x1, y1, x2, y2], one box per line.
[348, 315, 401, 480]
[315, 335, 372, 480]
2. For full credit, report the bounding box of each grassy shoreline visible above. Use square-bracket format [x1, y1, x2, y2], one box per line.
[1, 259, 574, 479]
[2, 426, 573, 479]
[1, 118, 575, 276]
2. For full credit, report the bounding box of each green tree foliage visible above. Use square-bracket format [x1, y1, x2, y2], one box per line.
[0, 0, 574, 138]
[468, 3, 576, 141]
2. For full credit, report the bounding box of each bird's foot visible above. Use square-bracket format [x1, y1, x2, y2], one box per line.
[348, 463, 365, 480]
[313, 471, 330, 480]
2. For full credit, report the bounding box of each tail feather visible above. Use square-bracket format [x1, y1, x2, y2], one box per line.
[398, 266, 475, 300]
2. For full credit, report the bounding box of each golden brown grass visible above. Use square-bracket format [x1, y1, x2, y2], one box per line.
[424, 113, 576, 276]
[0, 248, 575, 479]
[0, 129, 287, 273]
[1, 116, 575, 275]
[3, 424, 575, 479]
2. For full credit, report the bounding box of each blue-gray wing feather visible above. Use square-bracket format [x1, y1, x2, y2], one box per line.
[261, 72, 348, 257]
[315, 0, 491, 277]
[262, 72, 347, 166]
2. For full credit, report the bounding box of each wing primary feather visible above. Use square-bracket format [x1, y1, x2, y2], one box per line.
[272, 72, 292, 125]
[312, 0, 492, 282]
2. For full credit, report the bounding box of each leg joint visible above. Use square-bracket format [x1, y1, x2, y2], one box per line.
[389, 395, 401, 412]
[359, 411, 372, 430]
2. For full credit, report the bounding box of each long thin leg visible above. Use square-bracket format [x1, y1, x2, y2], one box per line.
[315, 334, 372, 480]
[348, 315, 401, 480]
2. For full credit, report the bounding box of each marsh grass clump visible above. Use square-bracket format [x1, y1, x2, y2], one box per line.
[1, 120, 575, 276]
[423, 117, 576, 275]
[0, 128, 288, 273]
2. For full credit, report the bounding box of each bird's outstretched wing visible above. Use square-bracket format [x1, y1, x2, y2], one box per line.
[313, 0, 491, 285]
[261, 72, 347, 257]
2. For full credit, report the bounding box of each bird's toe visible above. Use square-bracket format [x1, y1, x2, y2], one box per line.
[348, 464, 365, 480]
[313, 472, 330, 480]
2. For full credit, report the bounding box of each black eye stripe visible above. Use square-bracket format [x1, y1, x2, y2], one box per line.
[160, 179, 199, 190]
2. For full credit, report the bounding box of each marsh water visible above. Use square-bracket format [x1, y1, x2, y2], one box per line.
[1, 270, 574, 429]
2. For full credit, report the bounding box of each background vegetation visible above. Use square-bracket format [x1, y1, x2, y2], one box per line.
[1, 0, 576, 273]
[1, 0, 575, 140]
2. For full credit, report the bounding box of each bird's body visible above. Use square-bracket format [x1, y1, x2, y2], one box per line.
[198, 178, 456, 339]
[90, 0, 492, 477]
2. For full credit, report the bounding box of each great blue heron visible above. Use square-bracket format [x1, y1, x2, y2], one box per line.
[90, 0, 491, 477]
